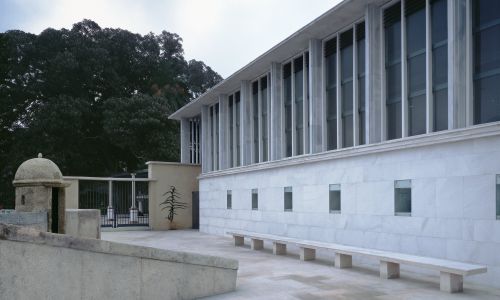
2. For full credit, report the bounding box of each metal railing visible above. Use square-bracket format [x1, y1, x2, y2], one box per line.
[71, 174, 152, 228]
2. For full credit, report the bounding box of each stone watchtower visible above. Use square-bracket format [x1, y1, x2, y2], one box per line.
[12, 153, 68, 233]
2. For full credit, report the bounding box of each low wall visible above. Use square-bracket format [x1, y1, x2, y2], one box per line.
[65, 209, 100, 239]
[147, 162, 201, 230]
[0, 223, 238, 299]
[0, 210, 47, 231]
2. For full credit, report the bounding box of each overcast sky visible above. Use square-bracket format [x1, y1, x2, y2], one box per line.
[0, 0, 341, 78]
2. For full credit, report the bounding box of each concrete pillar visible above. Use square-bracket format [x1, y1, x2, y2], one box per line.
[218, 94, 229, 170]
[448, 0, 468, 129]
[299, 247, 316, 261]
[234, 235, 244, 246]
[440, 272, 463, 293]
[365, 4, 383, 143]
[273, 242, 287, 255]
[241, 80, 253, 165]
[380, 261, 400, 279]
[334, 253, 352, 268]
[309, 39, 324, 153]
[250, 238, 263, 250]
[270, 62, 283, 161]
[180, 118, 190, 164]
[201, 105, 211, 173]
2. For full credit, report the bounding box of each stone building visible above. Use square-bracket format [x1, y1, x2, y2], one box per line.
[170, 0, 500, 288]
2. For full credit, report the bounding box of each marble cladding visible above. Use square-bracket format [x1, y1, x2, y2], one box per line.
[199, 134, 500, 288]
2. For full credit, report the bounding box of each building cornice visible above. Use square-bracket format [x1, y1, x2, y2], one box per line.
[199, 122, 500, 179]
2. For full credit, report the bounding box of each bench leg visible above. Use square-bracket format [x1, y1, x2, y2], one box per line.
[273, 242, 287, 255]
[234, 235, 244, 246]
[440, 272, 463, 293]
[335, 253, 352, 268]
[300, 247, 316, 261]
[251, 238, 264, 250]
[380, 261, 400, 279]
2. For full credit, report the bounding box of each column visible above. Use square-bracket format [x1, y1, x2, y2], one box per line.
[366, 4, 383, 144]
[309, 39, 323, 153]
[241, 80, 253, 165]
[201, 105, 210, 173]
[180, 118, 190, 164]
[270, 62, 283, 160]
[448, 0, 468, 129]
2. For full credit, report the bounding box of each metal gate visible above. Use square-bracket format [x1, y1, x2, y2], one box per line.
[78, 175, 150, 228]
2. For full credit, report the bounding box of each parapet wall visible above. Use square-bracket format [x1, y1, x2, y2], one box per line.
[0, 223, 238, 299]
[0, 210, 47, 231]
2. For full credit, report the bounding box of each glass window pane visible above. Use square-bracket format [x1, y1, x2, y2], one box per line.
[408, 54, 426, 94]
[474, 74, 500, 123]
[395, 180, 411, 215]
[357, 36, 366, 145]
[295, 67, 304, 155]
[329, 190, 341, 212]
[326, 53, 337, 150]
[252, 189, 258, 210]
[406, 9, 426, 54]
[284, 64, 293, 157]
[227, 190, 232, 209]
[409, 94, 426, 136]
[261, 77, 268, 162]
[284, 187, 293, 211]
[387, 102, 402, 140]
[433, 46, 448, 86]
[431, 0, 447, 44]
[496, 175, 500, 218]
[474, 25, 500, 75]
[434, 88, 448, 131]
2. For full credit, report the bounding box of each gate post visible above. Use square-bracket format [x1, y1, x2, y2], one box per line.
[130, 174, 138, 223]
[107, 180, 115, 222]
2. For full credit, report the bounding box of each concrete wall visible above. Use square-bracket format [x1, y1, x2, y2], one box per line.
[64, 179, 79, 209]
[65, 209, 100, 239]
[0, 223, 238, 300]
[0, 210, 47, 231]
[199, 129, 500, 288]
[148, 162, 201, 230]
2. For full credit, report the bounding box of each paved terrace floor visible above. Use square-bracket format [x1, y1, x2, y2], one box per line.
[102, 230, 500, 300]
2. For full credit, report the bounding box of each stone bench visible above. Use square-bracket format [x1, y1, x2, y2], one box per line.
[227, 230, 487, 293]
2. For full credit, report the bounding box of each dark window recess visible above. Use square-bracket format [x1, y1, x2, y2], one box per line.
[395, 180, 411, 215]
[252, 189, 258, 210]
[284, 187, 293, 211]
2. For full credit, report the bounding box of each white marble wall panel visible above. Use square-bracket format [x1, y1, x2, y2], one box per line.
[198, 134, 500, 288]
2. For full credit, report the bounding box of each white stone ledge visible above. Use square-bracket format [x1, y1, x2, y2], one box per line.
[200, 122, 500, 179]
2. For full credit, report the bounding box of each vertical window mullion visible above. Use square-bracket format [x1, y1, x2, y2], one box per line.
[401, 0, 408, 138]
[426, 0, 433, 133]
[336, 32, 342, 149]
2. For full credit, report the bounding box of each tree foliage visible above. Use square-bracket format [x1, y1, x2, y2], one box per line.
[0, 20, 222, 208]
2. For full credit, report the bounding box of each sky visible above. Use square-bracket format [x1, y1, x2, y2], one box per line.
[0, 0, 341, 78]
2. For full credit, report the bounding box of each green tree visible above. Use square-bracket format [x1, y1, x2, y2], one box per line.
[0, 20, 222, 208]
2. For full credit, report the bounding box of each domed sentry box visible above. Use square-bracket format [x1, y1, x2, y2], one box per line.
[12, 153, 69, 233]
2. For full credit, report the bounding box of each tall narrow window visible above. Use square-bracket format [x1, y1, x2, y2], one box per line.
[496, 175, 500, 219]
[261, 76, 269, 162]
[227, 190, 232, 209]
[341, 29, 354, 148]
[406, 0, 426, 136]
[385, 3, 402, 140]
[252, 189, 258, 210]
[252, 81, 259, 163]
[283, 63, 293, 157]
[329, 184, 341, 213]
[473, 0, 500, 124]
[235, 92, 241, 166]
[431, 0, 448, 131]
[305, 52, 310, 153]
[357, 22, 366, 145]
[284, 186, 293, 211]
[228, 95, 234, 167]
[294, 56, 304, 155]
[214, 103, 219, 170]
[325, 37, 338, 150]
[210, 106, 214, 171]
[395, 180, 411, 216]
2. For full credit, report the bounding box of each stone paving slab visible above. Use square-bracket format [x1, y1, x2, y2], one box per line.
[102, 230, 500, 300]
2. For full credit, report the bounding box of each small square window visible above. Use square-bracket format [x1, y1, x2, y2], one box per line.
[227, 190, 232, 209]
[252, 189, 258, 210]
[395, 180, 411, 216]
[329, 184, 341, 213]
[496, 175, 500, 220]
[284, 186, 293, 211]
